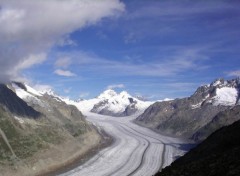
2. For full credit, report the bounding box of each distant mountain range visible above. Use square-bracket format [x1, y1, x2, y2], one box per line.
[135, 78, 240, 141]
[5, 82, 155, 118]
[7, 78, 240, 142]
[71, 89, 155, 117]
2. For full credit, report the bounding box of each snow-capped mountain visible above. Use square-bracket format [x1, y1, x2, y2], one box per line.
[191, 78, 240, 108]
[11, 82, 75, 105]
[136, 78, 240, 141]
[12, 82, 52, 98]
[9, 82, 86, 125]
[73, 89, 154, 116]
[11, 82, 154, 117]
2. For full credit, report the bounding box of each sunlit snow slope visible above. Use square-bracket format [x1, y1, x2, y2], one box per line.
[72, 89, 154, 117]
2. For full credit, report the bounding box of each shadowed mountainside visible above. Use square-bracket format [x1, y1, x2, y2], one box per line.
[192, 105, 240, 141]
[0, 84, 41, 118]
[0, 82, 102, 176]
[155, 119, 240, 176]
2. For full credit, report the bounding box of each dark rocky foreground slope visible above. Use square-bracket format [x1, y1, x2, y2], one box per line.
[135, 78, 240, 141]
[192, 105, 240, 141]
[155, 119, 240, 176]
[0, 83, 102, 176]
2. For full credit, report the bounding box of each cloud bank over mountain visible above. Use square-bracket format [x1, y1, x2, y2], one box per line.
[0, 0, 124, 82]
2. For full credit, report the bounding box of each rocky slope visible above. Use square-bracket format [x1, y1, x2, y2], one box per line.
[192, 105, 240, 141]
[0, 82, 102, 176]
[73, 89, 154, 117]
[135, 78, 240, 141]
[155, 118, 240, 176]
[0, 84, 41, 118]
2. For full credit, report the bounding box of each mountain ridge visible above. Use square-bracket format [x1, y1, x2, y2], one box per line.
[0, 84, 41, 118]
[135, 78, 240, 141]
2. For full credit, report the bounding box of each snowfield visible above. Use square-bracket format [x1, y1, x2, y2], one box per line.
[212, 87, 238, 106]
[60, 112, 190, 176]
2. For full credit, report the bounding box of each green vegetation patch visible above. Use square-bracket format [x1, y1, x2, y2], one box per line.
[64, 122, 86, 137]
[35, 126, 63, 144]
[0, 111, 62, 163]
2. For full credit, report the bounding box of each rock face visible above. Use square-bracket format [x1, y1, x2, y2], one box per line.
[192, 105, 240, 141]
[135, 78, 240, 140]
[0, 82, 100, 176]
[0, 84, 41, 118]
[75, 89, 154, 117]
[155, 119, 240, 176]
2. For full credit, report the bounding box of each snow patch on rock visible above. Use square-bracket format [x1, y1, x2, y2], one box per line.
[14, 116, 24, 124]
[25, 85, 42, 96]
[191, 94, 210, 109]
[212, 87, 238, 106]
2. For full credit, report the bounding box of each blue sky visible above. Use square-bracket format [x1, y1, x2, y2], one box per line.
[1, 0, 240, 100]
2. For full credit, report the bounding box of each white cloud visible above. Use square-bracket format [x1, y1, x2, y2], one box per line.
[227, 70, 240, 77]
[54, 57, 72, 69]
[33, 84, 53, 92]
[54, 69, 76, 77]
[79, 92, 90, 98]
[56, 35, 77, 47]
[64, 87, 72, 94]
[16, 53, 47, 70]
[62, 47, 208, 77]
[107, 84, 125, 89]
[0, 0, 125, 82]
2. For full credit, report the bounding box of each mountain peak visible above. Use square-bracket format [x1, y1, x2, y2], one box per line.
[71, 88, 154, 116]
[40, 88, 55, 96]
[98, 89, 118, 99]
[119, 91, 131, 97]
[210, 78, 225, 87]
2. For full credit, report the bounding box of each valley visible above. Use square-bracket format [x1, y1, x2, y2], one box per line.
[0, 78, 239, 176]
[59, 112, 190, 176]
[0, 1, 239, 175]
